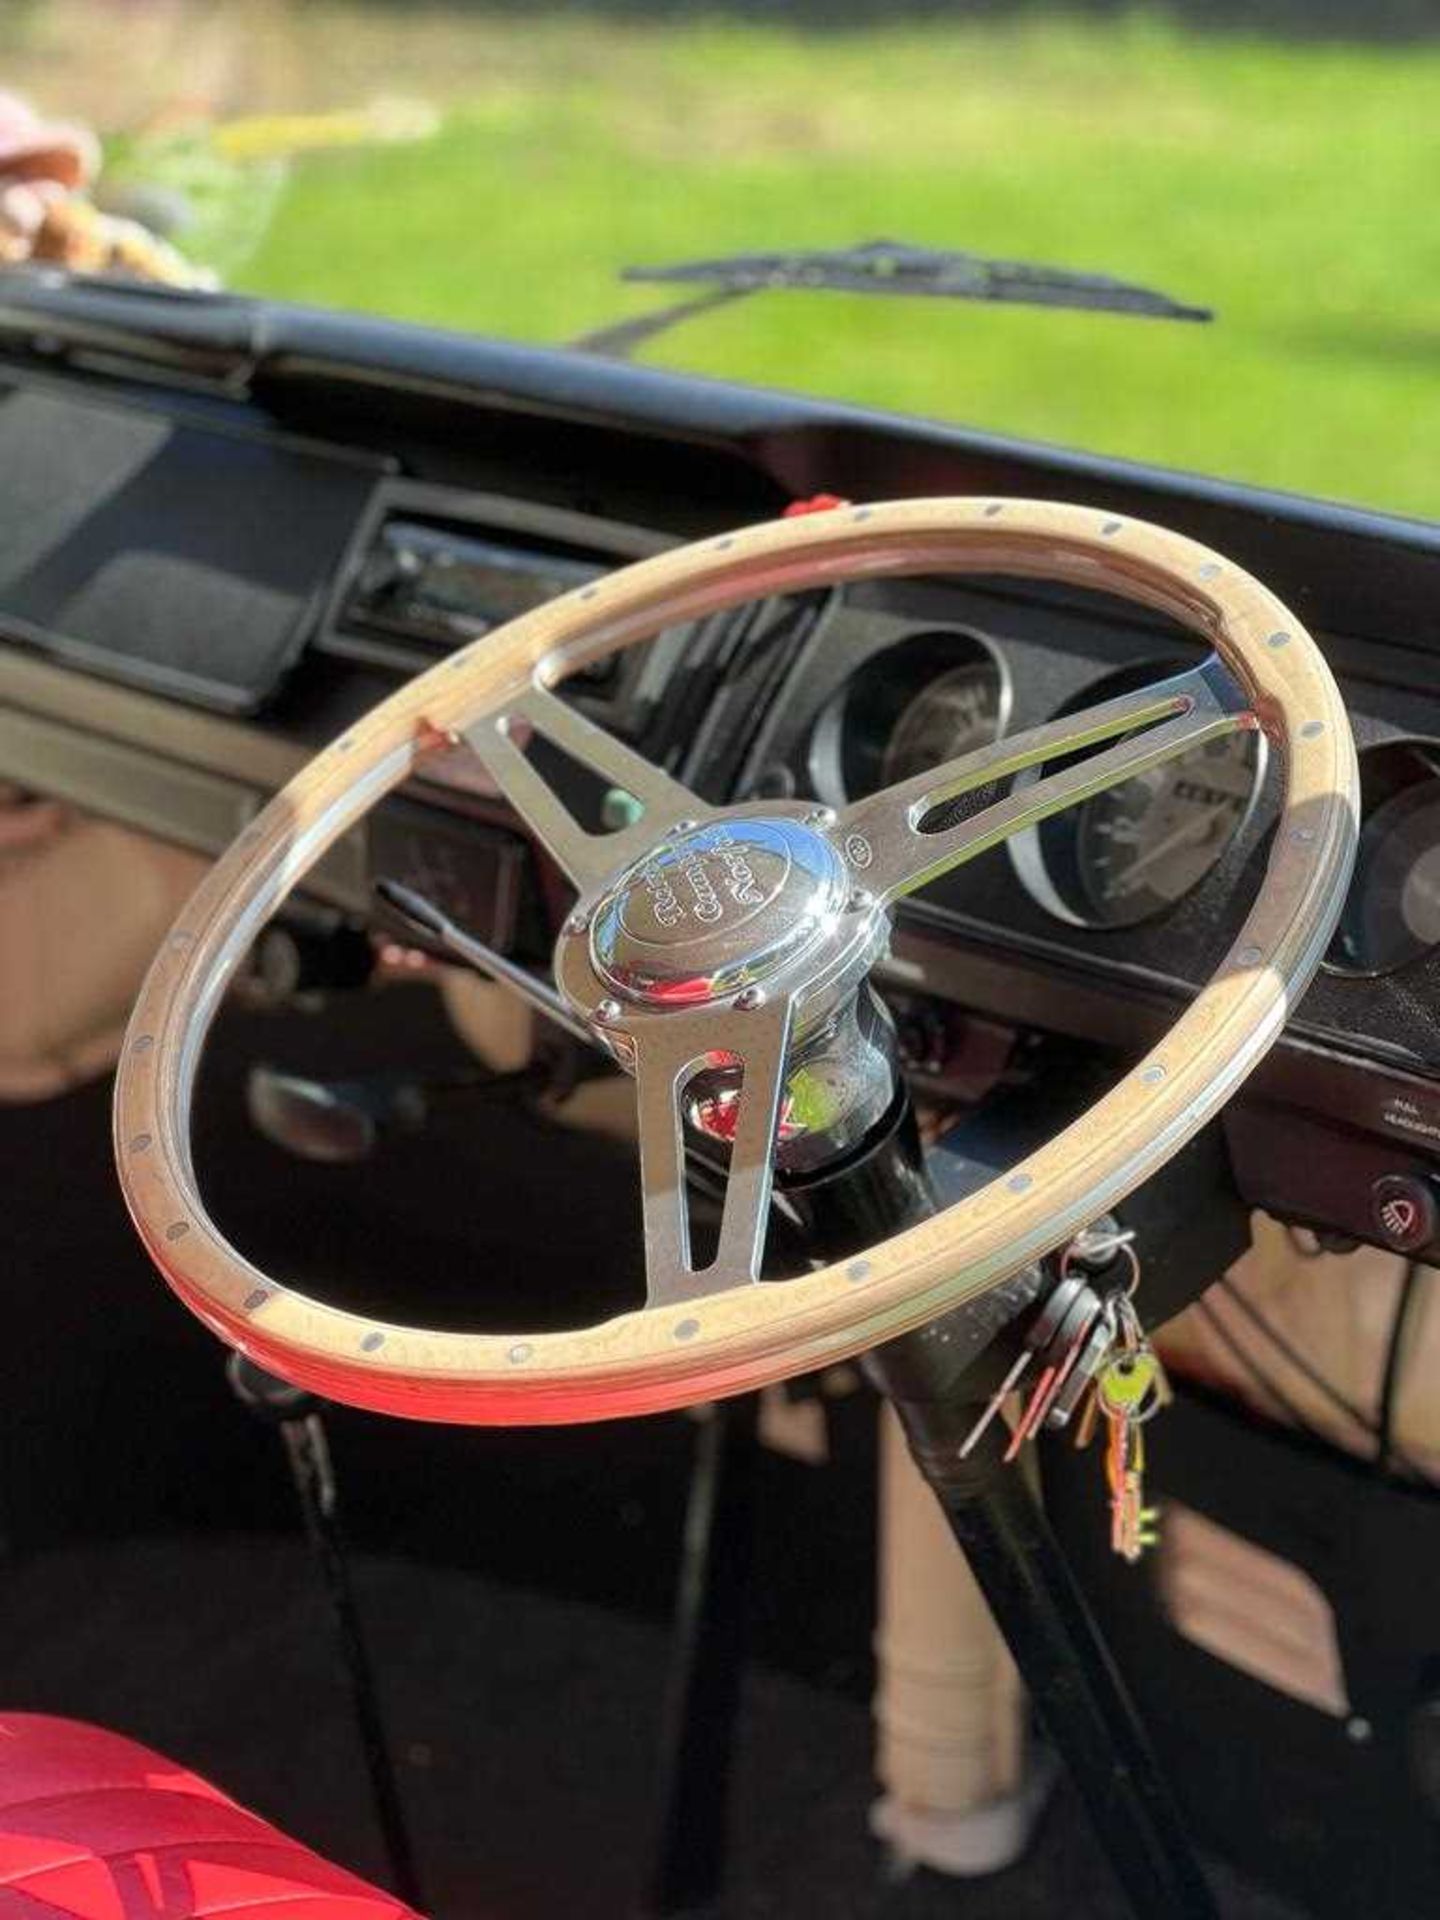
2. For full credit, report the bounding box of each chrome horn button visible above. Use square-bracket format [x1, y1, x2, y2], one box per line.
[589, 817, 847, 1007]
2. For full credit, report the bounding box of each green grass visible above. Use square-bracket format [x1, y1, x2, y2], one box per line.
[235, 11, 1440, 520]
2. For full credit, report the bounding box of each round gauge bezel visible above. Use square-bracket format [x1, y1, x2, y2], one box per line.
[808, 626, 1010, 809]
[1323, 737, 1440, 980]
[1009, 657, 1267, 931]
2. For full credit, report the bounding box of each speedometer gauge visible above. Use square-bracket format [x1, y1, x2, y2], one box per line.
[880, 662, 1005, 787]
[1011, 663, 1264, 931]
[1075, 731, 1261, 925]
[813, 628, 1007, 806]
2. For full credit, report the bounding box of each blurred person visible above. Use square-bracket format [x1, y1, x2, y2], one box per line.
[0, 86, 209, 284]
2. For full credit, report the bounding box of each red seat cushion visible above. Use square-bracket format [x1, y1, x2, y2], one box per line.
[0, 1714, 420, 1918]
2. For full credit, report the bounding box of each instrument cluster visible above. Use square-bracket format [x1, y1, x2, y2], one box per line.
[815, 633, 1266, 933]
[815, 621, 1440, 984]
[747, 574, 1440, 1080]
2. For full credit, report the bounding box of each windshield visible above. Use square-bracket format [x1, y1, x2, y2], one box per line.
[8, 3, 1437, 522]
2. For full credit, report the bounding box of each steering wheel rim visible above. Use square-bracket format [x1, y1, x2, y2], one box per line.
[114, 497, 1358, 1425]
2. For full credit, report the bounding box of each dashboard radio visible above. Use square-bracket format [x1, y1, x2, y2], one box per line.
[318, 479, 669, 678]
[339, 517, 603, 660]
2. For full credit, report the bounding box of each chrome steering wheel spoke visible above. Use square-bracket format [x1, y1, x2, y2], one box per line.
[464, 682, 885, 1312]
[461, 681, 710, 893]
[631, 993, 797, 1309]
[837, 660, 1254, 904]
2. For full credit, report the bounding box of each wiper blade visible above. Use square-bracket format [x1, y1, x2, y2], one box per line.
[0, 266, 262, 387]
[576, 238, 1211, 358]
[629, 239, 1212, 317]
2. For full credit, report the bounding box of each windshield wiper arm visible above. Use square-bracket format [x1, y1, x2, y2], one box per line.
[575, 237, 1211, 358]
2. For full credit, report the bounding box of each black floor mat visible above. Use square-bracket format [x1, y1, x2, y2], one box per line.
[0, 983, 1312, 1915]
[0, 1535, 1305, 1920]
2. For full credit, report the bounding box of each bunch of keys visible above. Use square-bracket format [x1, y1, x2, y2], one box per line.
[958, 1222, 1171, 1564]
[1078, 1291, 1171, 1563]
[956, 1268, 1101, 1462]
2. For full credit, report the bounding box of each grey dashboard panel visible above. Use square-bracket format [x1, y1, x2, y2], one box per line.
[0, 700, 368, 911]
[0, 704, 258, 849]
[0, 375, 383, 713]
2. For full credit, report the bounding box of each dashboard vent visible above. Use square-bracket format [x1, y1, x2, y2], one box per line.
[678, 590, 834, 803]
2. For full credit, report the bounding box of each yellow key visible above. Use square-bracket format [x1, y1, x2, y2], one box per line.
[1096, 1347, 1167, 1424]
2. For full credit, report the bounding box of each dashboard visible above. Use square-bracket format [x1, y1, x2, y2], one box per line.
[3, 274, 1440, 1264]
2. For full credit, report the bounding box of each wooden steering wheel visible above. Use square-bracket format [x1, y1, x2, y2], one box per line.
[114, 498, 1358, 1425]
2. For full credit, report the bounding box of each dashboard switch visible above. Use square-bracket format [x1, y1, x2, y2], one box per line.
[1368, 1173, 1440, 1254]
